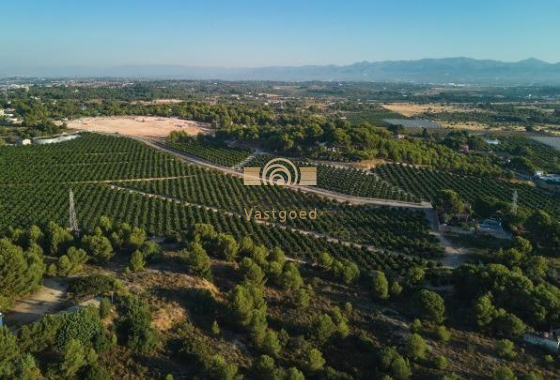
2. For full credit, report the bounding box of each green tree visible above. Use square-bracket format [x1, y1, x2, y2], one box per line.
[45, 221, 74, 255]
[207, 355, 240, 380]
[209, 233, 239, 261]
[390, 357, 412, 380]
[493, 366, 518, 380]
[251, 355, 281, 380]
[318, 251, 334, 268]
[281, 263, 303, 292]
[0, 327, 19, 377]
[261, 330, 282, 357]
[83, 365, 110, 380]
[284, 367, 305, 380]
[211, 321, 221, 336]
[406, 334, 427, 360]
[59, 339, 89, 378]
[433, 189, 464, 222]
[410, 319, 422, 334]
[117, 296, 159, 353]
[310, 314, 337, 343]
[493, 311, 526, 337]
[390, 281, 403, 297]
[57, 247, 88, 276]
[332, 259, 360, 284]
[184, 243, 212, 280]
[414, 289, 446, 324]
[474, 293, 497, 328]
[140, 240, 161, 262]
[13, 354, 42, 380]
[523, 372, 543, 380]
[436, 325, 451, 342]
[305, 348, 325, 372]
[240, 258, 266, 286]
[129, 250, 146, 272]
[82, 234, 113, 262]
[371, 270, 389, 300]
[295, 287, 310, 309]
[0, 239, 45, 302]
[433, 355, 448, 370]
[496, 339, 517, 360]
[127, 227, 147, 251]
[99, 298, 112, 319]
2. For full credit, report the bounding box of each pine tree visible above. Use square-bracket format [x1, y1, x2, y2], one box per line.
[130, 250, 146, 273]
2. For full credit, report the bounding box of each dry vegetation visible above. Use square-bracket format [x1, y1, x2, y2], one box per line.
[68, 116, 213, 140]
[382, 103, 482, 117]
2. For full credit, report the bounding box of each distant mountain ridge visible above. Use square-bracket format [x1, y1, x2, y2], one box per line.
[3, 57, 560, 84]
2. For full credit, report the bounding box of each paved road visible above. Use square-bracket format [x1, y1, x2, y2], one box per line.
[124, 136, 467, 268]
[140, 138, 433, 210]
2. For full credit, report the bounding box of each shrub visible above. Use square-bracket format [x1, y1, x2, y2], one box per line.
[116, 296, 159, 353]
[493, 366, 518, 380]
[99, 298, 112, 319]
[436, 325, 451, 342]
[406, 334, 427, 360]
[305, 348, 325, 372]
[371, 270, 389, 300]
[496, 339, 517, 360]
[310, 314, 337, 343]
[433, 355, 448, 370]
[70, 275, 121, 298]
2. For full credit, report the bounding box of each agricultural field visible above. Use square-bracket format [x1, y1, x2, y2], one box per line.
[496, 136, 560, 172]
[244, 154, 418, 202]
[165, 139, 252, 167]
[384, 118, 443, 129]
[2, 80, 560, 380]
[119, 178, 441, 257]
[0, 133, 436, 266]
[373, 163, 560, 216]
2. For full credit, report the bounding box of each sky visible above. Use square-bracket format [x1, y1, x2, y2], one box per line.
[1, 0, 560, 69]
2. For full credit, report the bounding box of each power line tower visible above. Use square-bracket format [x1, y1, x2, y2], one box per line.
[69, 189, 79, 234]
[511, 189, 518, 215]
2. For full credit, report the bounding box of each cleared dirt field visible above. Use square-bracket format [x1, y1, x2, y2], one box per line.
[382, 102, 482, 117]
[68, 116, 213, 140]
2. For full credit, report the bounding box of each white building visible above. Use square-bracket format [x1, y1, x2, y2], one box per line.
[484, 138, 500, 145]
[32, 133, 80, 145]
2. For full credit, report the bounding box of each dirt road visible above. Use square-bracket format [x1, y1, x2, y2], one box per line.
[140, 139, 432, 210]
[5, 278, 69, 327]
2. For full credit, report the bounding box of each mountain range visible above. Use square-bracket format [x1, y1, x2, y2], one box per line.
[3, 57, 560, 84]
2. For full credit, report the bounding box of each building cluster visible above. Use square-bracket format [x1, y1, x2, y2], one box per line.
[0, 107, 19, 124]
[16, 133, 80, 146]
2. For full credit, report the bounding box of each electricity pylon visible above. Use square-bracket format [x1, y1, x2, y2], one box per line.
[511, 190, 518, 215]
[69, 189, 79, 233]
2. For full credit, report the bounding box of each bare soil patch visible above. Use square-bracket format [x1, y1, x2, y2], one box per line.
[68, 116, 213, 140]
[382, 103, 483, 117]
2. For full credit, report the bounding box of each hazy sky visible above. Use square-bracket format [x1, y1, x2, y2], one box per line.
[2, 0, 560, 68]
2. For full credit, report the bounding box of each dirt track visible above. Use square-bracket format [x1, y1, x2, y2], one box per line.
[5, 278, 69, 327]
[141, 139, 432, 210]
